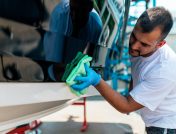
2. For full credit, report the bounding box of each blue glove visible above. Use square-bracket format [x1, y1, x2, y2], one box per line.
[71, 64, 101, 91]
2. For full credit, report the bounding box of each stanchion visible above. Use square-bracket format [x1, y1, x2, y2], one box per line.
[72, 97, 88, 132]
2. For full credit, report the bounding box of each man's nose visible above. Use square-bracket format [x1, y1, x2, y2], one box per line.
[131, 41, 140, 50]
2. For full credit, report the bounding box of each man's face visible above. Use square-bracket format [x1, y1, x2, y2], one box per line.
[70, 0, 91, 29]
[129, 24, 164, 57]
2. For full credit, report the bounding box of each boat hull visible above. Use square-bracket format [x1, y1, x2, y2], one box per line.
[0, 83, 99, 132]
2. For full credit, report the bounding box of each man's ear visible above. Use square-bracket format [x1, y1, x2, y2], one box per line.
[156, 40, 166, 48]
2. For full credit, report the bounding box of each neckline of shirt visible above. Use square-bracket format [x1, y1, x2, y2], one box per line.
[139, 44, 167, 62]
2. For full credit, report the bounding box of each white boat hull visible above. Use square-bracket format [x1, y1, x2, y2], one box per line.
[0, 83, 99, 132]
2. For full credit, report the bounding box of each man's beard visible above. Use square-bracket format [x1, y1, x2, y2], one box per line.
[129, 50, 140, 57]
[129, 45, 141, 57]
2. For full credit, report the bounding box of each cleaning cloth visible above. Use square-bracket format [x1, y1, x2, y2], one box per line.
[62, 52, 92, 96]
[61, 52, 85, 81]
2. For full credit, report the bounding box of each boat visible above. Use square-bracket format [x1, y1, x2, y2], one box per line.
[0, 83, 99, 132]
[0, 0, 131, 132]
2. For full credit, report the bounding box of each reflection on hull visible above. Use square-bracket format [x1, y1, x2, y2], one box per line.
[0, 100, 70, 132]
[0, 83, 99, 132]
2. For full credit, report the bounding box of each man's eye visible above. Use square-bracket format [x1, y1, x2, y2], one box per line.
[142, 43, 148, 47]
[130, 33, 135, 39]
[131, 33, 135, 38]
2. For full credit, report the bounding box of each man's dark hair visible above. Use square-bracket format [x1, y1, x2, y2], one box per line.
[137, 7, 173, 40]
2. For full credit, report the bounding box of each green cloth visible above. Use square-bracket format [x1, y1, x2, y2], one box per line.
[61, 52, 85, 82]
[62, 52, 92, 96]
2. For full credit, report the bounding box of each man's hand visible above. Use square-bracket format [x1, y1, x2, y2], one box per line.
[71, 64, 101, 91]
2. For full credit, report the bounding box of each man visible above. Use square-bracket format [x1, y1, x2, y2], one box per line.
[44, 0, 102, 63]
[71, 7, 176, 134]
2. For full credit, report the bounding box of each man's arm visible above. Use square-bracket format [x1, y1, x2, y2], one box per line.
[95, 79, 143, 113]
[71, 64, 144, 114]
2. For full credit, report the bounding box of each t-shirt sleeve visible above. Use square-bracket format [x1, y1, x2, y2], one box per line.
[130, 77, 175, 111]
[49, 8, 65, 33]
[43, 3, 67, 62]
[43, 31, 64, 62]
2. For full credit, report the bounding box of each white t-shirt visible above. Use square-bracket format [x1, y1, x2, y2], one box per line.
[130, 44, 176, 128]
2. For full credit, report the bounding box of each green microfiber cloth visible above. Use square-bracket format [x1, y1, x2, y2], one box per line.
[62, 52, 92, 96]
[61, 52, 85, 81]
